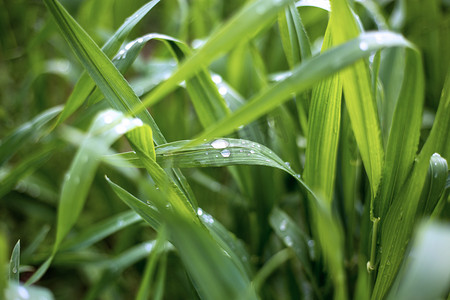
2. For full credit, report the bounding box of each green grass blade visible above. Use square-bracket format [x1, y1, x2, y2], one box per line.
[0, 232, 7, 296]
[43, 0, 165, 144]
[56, 0, 161, 125]
[303, 19, 342, 206]
[269, 208, 313, 280]
[278, 1, 311, 68]
[55, 110, 144, 250]
[372, 71, 450, 299]
[416, 153, 448, 218]
[189, 31, 413, 146]
[107, 178, 160, 230]
[60, 211, 142, 251]
[0, 146, 54, 199]
[138, 0, 292, 111]
[330, 0, 384, 198]
[375, 48, 424, 220]
[9, 240, 20, 282]
[0, 106, 62, 166]
[252, 249, 293, 292]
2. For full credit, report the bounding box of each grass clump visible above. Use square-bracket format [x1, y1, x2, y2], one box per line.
[1, 0, 449, 299]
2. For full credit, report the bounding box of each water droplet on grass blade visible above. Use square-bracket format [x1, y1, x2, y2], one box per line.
[220, 149, 231, 158]
[219, 86, 227, 95]
[211, 139, 229, 149]
[212, 74, 222, 84]
[280, 219, 287, 231]
[284, 236, 293, 247]
[359, 41, 369, 51]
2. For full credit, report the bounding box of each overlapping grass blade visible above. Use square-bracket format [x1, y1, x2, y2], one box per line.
[26, 109, 145, 285]
[9, 240, 20, 282]
[56, 0, 161, 125]
[0, 106, 62, 166]
[269, 208, 313, 280]
[0, 146, 54, 199]
[189, 31, 413, 145]
[372, 71, 450, 298]
[107, 177, 257, 300]
[138, 0, 292, 111]
[330, 0, 384, 198]
[303, 19, 342, 206]
[375, 48, 424, 220]
[60, 211, 142, 251]
[43, 0, 164, 143]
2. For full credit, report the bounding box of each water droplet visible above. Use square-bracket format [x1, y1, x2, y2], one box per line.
[220, 149, 231, 158]
[64, 173, 71, 181]
[205, 152, 209, 155]
[257, 144, 261, 148]
[145, 242, 153, 252]
[125, 40, 136, 51]
[359, 41, 369, 51]
[132, 118, 143, 127]
[117, 220, 124, 227]
[239, 149, 243, 153]
[115, 125, 127, 134]
[197, 208, 203, 216]
[211, 139, 229, 149]
[12, 266, 17, 273]
[285, 162, 291, 168]
[212, 74, 222, 84]
[295, 174, 301, 179]
[284, 236, 293, 247]
[18, 286, 29, 299]
[219, 86, 227, 96]
[137, 37, 144, 43]
[280, 219, 287, 231]
[250, 150, 255, 154]
[202, 213, 214, 224]
[251, 143, 256, 147]
[104, 114, 114, 124]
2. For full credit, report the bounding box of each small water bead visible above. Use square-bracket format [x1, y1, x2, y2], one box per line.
[137, 37, 144, 43]
[219, 86, 228, 96]
[220, 149, 231, 158]
[145, 242, 153, 252]
[215, 155, 219, 158]
[284, 162, 291, 168]
[280, 219, 287, 231]
[211, 139, 229, 149]
[12, 266, 17, 273]
[284, 236, 293, 247]
[117, 220, 124, 227]
[132, 118, 143, 127]
[205, 152, 209, 155]
[359, 41, 369, 51]
[250, 150, 255, 154]
[197, 208, 204, 216]
[202, 214, 214, 224]
[212, 74, 222, 84]
[103, 114, 114, 124]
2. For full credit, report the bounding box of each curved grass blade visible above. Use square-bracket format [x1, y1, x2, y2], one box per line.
[138, 0, 292, 112]
[330, 0, 384, 198]
[0, 146, 54, 199]
[43, 0, 164, 144]
[252, 249, 293, 292]
[373, 71, 450, 299]
[269, 208, 313, 279]
[0, 106, 62, 166]
[55, 0, 161, 125]
[416, 153, 448, 218]
[188, 31, 414, 146]
[303, 19, 342, 207]
[9, 240, 20, 282]
[60, 210, 142, 252]
[26, 109, 145, 285]
[107, 177, 257, 300]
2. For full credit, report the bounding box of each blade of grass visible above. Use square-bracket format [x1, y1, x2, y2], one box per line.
[55, 0, 161, 125]
[372, 71, 450, 298]
[330, 0, 384, 199]
[0, 106, 62, 166]
[9, 240, 20, 282]
[137, 0, 292, 112]
[188, 31, 413, 146]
